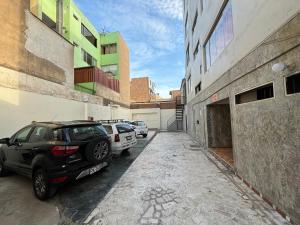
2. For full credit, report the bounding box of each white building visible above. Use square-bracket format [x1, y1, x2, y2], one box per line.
[182, 0, 300, 224]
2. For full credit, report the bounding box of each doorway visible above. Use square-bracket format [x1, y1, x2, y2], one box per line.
[206, 98, 234, 167]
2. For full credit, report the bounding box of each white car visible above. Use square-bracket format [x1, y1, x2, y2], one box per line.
[102, 123, 137, 154]
[131, 121, 148, 138]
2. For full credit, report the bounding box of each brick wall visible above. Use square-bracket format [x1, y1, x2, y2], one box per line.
[130, 77, 151, 102]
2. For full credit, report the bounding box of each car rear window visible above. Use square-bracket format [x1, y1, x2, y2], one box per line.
[132, 121, 145, 126]
[68, 125, 107, 141]
[103, 125, 113, 134]
[116, 124, 133, 134]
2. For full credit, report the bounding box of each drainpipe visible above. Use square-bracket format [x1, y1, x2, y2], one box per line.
[56, 0, 63, 35]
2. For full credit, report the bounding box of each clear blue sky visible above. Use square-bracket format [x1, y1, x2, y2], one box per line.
[74, 0, 184, 98]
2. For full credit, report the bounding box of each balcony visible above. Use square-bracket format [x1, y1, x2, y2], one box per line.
[74, 66, 120, 93]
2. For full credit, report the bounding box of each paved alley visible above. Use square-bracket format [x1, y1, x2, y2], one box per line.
[84, 132, 290, 225]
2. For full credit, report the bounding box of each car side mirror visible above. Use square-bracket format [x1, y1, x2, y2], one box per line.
[0, 138, 10, 146]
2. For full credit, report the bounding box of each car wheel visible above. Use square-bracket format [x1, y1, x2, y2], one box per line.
[33, 169, 56, 200]
[85, 139, 110, 164]
[0, 160, 8, 177]
[142, 134, 148, 138]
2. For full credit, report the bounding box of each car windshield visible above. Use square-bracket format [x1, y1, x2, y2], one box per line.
[116, 124, 133, 133]
[68, 125, 107, 141]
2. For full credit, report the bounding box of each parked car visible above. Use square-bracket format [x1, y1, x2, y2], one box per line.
[0, 121, 112, 200]
[102, 123, 137, 154]
[122, 120, 136, 129]
[131, 121, 148, 138]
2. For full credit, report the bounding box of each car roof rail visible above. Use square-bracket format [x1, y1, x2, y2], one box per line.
[97, 119, 124, 124]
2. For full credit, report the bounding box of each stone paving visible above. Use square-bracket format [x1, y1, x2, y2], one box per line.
[84, 132, 290, 225]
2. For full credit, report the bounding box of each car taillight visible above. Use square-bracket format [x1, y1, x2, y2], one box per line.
[49, 176, 68, 183]
[115, 134, 120, 142]
[51, 146, 79, 156]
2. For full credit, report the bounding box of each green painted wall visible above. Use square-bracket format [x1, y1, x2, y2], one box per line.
[100, 32, 121, 80]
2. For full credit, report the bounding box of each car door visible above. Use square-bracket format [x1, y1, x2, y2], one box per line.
[18, 126, 49, 177]
[5, 126, 33, 172]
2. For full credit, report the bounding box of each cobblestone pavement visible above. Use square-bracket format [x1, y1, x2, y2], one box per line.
[84, 132, 290, 225]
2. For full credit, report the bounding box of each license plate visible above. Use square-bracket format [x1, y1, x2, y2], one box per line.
[126, 136, 132, 141]
[76, 162, 108, 180]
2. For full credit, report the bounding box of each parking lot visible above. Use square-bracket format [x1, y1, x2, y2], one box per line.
[0, 131, 156, 225]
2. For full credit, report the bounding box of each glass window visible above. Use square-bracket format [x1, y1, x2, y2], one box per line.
[192, 10, 198, 33]
[29, 127, 49, 143]
[204, 1, 233, 70]
[81, 49, 97, 66]
[13, 127, 32, 143]
[42, 13, 56, 31]
[193, 41, 199, 60]
[103, 125, 113, 134]
[101, 64, 118, 76]
[187, 76, 192, 93]
[116, 124, 133, 134]
[186, 44, 190, 66]
[81, 24, 97, 47]
[101, 44, 117, 54]
[286, 73, 300, 95]
[69, 125, 107, 141]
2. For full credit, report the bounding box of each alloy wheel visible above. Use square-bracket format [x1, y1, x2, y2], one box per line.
[93, 142, 108, 160]
[35, 172, 46, 197]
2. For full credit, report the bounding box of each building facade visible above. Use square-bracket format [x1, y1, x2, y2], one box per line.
[30, 0, 131, 104]
[182, 0, 300, 224]
[130, 77, 156, 103]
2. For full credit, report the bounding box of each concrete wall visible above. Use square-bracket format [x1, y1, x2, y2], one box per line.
[131, 108, 175, 130]
[184, 0, 300, 103]
[0, 0, 74, 87]
[0, 85, 131, 138]
[186, 14, 300, 224]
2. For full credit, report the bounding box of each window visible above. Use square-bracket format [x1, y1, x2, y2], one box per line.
[82, 49, 97, 66]
[187, 76, 192, 93]
[186, 44, 190, 66]
[101, 44, 117, 54]
[73, 42, 79, 47]
[103, 125, 113, 134]
[42, 13, 56, 31]
[185, 12, 188, 35]
[195, 82, 201, 94]
[81, 24, 97, 47]
[69, 125, 107, 141]
[286, 73, 300, 94]
[116, 124, 133, 133]
[73, 14, 79, 21]
[192, 10, 198, 33]
[193, 41, 199, 60]
[235, 83, 274, 105]
[29, 127, 49, 143]
[13, 127, 32, 143]
[101, 64, 118, 76]
[205, 1, 233, 70]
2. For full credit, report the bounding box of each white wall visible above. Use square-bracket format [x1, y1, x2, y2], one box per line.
[184, 0, 300, 103]
[131, 108, 175, 130]
[0, 86, 130, 137]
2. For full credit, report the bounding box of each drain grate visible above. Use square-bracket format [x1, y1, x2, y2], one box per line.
[190, 144, 201, 148]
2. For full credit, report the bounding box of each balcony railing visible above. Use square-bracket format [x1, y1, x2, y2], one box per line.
[74, 66, 120, 93]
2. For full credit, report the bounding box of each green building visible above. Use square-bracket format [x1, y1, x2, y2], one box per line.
[30, 0, 131, 104]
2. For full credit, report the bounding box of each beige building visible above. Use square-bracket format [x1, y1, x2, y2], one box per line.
[182, 0, 300, 224]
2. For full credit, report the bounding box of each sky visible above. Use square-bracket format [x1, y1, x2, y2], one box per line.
[74, 0, 184, 98]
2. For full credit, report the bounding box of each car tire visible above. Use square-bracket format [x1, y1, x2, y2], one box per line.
[85, 139, 110, 165]
[0, 160, 8, 177]
[142, 134, 148, 138]
[33, 168, 56, 201]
